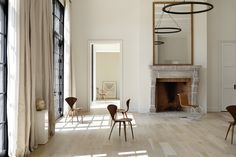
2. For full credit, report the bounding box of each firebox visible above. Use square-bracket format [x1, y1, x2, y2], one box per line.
[155, 78, 191, 112]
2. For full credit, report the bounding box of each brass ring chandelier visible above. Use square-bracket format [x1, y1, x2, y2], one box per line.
[155, 6, 182, 34]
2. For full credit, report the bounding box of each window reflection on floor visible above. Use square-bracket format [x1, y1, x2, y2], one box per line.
[55, 113, 136, 132]
[74, 154, 107, 157]
[73, 150, 148, 157]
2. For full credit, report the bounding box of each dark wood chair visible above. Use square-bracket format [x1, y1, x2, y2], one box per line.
[65, 97, 83, 124]
[177, 93, 199, 112]
[225, 105, 236, 144]
[117, 99, 131, 118]
[107, 104, 134, 142]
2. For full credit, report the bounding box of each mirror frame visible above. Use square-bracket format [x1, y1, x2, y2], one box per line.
[153, 1, 194, 65]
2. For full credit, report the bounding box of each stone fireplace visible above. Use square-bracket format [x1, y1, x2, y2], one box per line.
[150, 66, 201, 112]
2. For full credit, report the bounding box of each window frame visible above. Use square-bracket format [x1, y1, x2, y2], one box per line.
[52, 0, 64, 119]
[0, 0, 8, 156]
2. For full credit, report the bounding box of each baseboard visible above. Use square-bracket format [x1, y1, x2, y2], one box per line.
[207, 106, 220, 112]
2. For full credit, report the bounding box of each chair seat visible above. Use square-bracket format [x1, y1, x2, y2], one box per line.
[116, 118, 132, 122]
[117, 108, 125, 112]
[73, 108, 82, 111]
[229, 121, 236, 125]
[183, 104, 198, 108]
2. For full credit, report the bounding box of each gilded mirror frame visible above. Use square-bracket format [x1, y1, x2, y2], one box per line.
[153, 1, 194, 65]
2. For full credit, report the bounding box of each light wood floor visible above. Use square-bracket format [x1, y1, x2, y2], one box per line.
[29, 110, 236, 157]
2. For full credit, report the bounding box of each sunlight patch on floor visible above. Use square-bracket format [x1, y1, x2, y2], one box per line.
[55, 113, 137, 132]
[73, 150, 148, 157]
[90, 100, 121, 109]
[74, 154, 107, 157]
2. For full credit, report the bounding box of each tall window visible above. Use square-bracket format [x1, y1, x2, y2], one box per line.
[0, 0, 8, 156]
[53, 0, 64, 119]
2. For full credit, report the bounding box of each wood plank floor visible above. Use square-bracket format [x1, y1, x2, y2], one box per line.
[29, 110, 236, 157]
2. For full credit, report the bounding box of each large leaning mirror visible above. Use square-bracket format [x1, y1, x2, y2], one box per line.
[153, 2, 193, 65]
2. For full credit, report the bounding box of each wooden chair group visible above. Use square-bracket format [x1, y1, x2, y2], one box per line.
[107, 103, 134, 142]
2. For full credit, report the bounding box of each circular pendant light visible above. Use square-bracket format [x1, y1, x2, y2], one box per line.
[154, 40, 165, 45]
[162, 1, 214, 14]
[155, 8, 182, 34]
[155, 27, 182, 34]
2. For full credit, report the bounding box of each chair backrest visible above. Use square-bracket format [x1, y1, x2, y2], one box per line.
[125, 99, 131, 112]
[107, 104, 117, 121]
[65, 97, 77, 109]
[177, 93, 189, 107]
[226, 105, 236, 123]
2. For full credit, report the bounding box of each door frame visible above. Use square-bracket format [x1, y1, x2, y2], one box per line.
[88, 40, 123, 111]
[219, 40, 236, 111]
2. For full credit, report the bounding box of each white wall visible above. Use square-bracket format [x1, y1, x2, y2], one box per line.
[96, 53, 120, 99]
[71, 0, 208, 112]
[207, 0, 236, 112]
[71, 0, 140, 111]
[194, 10, 208, 113]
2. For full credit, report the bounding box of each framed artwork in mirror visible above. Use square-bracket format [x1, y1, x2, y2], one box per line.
[102, 81, 117, 99]
[153, 2, 194, 65]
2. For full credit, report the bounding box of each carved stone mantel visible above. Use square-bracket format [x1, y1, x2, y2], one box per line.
[150, 65, 201, 112]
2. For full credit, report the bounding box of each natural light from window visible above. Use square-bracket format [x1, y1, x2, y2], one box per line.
[55, 114, 137, 132]
[73, 150, 148, 157]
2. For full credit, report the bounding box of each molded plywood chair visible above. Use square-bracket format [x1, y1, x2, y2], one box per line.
[177, 93, 199, 112]
[107, 104, 134, 142]
[65, 97, 83, 124]
[117, 99, 131, 118]
[225, 105, 236, 144]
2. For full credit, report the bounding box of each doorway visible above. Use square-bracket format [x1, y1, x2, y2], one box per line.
[220, 41, 236, 111]
[88, 40, 123, 109]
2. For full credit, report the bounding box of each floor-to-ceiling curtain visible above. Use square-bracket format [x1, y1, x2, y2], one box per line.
[7, 0, 55, 156]
[7, 0, 21, 156]
[64, 0, 71, 114]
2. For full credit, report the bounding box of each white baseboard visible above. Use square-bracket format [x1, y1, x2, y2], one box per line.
[207, 106, 220, 112]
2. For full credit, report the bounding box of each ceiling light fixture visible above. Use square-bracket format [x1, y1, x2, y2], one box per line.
[162, 1, 214, 14]
[155, 7, 182, 34]
[154, 40, 165, 45]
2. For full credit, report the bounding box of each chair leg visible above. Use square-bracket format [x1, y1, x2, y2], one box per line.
[225, 124, 232, 140]
[122, 112, 125, 118]
[76, 110, 79, 122]
[65, 111, 70, 122]
[129, 121, 134, 139]
[119, 122, 121, 136]
[71, 111, 74, 124]
[110, 119, 113, 127]
[81, 114, 84, 123]
[123, 122, 127, 142]
[125, 112, 128, 118]
[109, 122, 116, 140]
[231, 125, 235, 144]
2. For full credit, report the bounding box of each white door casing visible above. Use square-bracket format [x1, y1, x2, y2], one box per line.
[220, 41, 236, 111]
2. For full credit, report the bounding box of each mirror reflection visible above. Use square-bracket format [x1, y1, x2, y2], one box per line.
[153, 2, 193, 65]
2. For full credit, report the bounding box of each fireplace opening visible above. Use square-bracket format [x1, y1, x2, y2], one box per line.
[155, 78, 191, 112]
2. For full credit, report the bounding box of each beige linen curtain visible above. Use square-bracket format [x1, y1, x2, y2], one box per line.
[64, 0, 76, 112]
[7, 0, 20, 156]
[64, 0, 72, 114]
[7, 0, 55, 156]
